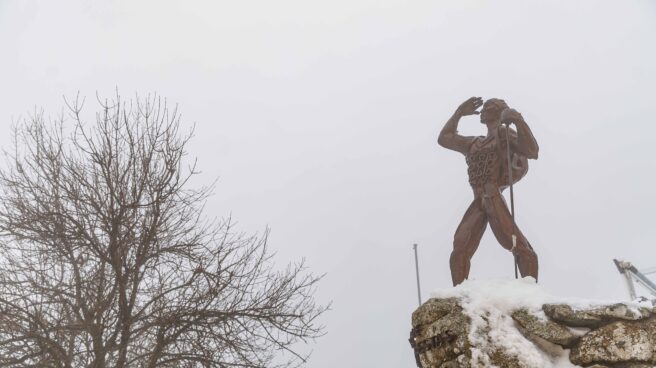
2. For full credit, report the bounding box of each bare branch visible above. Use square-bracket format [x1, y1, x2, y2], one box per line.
[0, 93, 327, 368]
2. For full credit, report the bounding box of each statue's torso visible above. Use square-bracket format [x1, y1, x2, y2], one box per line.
[466, 135, 501, 190]
[466, 132, 528, 195]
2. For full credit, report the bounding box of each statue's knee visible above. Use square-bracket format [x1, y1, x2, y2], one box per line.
[504, 233, 527, 251]
[453, 231, 469, 247]
[450, 249, 460, 263]
[450, 247, 471, 264]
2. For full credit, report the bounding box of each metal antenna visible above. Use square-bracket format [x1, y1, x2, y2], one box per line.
[413, 243, 422, 306]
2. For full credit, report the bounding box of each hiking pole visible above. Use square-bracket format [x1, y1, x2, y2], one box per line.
[503, 123, 519, 279]
[413, 243, 422, 306]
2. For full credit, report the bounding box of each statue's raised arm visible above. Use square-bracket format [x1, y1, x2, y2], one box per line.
[437, 97, 483, 155]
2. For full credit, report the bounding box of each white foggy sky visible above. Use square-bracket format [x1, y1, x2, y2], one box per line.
[1, 0, 655, 366]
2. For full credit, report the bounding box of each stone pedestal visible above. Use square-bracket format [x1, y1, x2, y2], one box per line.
[409, 282, 655, 368]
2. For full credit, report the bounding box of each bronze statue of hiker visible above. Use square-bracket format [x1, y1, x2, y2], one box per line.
[438, 97, 539, 286]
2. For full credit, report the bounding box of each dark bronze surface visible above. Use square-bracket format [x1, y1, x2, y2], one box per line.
[438, 97, 540, 286]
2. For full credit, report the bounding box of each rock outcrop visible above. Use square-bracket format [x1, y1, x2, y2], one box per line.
[409, 298, 471, 367]
[409, 279, 655, 368]
[511, 309, 579, 347]
[542, 303, 652, 328]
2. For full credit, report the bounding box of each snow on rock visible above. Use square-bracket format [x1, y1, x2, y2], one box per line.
[429, 278, 578, 368]
[409, 278, 656, 368]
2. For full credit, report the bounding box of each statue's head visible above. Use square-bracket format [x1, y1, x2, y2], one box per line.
[480, 98, 508, 125]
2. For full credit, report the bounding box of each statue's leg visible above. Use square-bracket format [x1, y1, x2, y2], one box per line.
[450, 199, 488, 286]
[482, 191, 538, 280]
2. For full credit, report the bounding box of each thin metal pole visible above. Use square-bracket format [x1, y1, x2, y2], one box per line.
[413, 243, 422, 306]
[504, 125, 519, 279]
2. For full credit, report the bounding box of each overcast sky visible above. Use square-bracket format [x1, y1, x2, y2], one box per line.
[1, 0, 655, 366]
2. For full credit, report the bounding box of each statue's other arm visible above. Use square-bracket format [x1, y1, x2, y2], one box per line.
[438, 97, 482, 155]
[515, 119, 539, 159]
[503, 109, 539, 159]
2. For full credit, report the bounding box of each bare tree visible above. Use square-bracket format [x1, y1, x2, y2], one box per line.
[0, 94, 326, 368]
